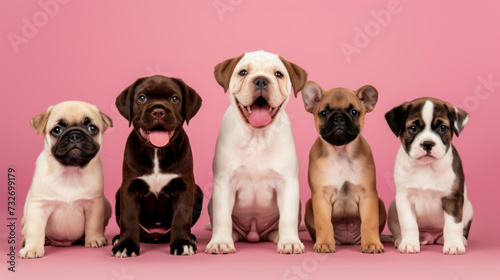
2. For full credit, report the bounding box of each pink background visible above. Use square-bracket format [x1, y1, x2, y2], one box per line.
[1, 0, 499, 279]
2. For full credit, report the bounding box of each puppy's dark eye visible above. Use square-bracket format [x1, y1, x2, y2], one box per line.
[319, 110, 328, 118]
[408, 125, 418, 133]
[171, 95, 180, 104]
[51, 126, 62, 136]
[351, 109, 359, 117]
[238, 70, 248, 76]
[138, 94, 147, 102]
[439, 125, 448, 133]
[88, 124, 99, 135]
[275, 71, 283, 78]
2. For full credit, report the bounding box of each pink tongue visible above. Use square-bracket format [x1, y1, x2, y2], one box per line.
[148, 131, 170, 147]
[248, 104, 272, 127]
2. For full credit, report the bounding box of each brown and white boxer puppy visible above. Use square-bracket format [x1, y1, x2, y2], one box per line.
[301, 81, 385, 253]
[20, 101, 113, 259]
[112, 75, 203, 257]
[385, 97, 473, 255]
[205, 50, 307, 254]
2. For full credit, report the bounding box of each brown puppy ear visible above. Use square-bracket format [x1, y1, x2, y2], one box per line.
[98, 110, 113, 132]
[115, 78, 144, 127]
[31, 106, 53, 134]
[385, 102, 410, 137]
[279, 56, 308, 97]
[445, 103, 469, 137]
[356, 85, 378, 112]
[301, 81, 323, 113]
[172, 78, 202, 125]
[214, 54, 244, 93]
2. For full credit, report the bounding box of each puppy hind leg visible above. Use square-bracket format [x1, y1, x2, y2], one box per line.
[387, 200, 402, 248]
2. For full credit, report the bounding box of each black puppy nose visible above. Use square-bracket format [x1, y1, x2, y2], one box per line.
[421, 141, 435, 152]
[333, 116, 345, 125]
[151, 108, 165, 119]
[254, 77, 269, 91]
[68, 132, 82, 143]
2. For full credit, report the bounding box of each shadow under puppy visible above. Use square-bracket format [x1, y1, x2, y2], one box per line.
[301, 81, 385, 253]
[112, 75, 203, 257]
[385, 97, 473, 255]
[20, 101, 113, 259]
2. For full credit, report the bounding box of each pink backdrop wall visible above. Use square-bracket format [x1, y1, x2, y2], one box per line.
[1, 0, 499, 279]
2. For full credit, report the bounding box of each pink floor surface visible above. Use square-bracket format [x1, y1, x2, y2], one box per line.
[7, 224, 500, 280]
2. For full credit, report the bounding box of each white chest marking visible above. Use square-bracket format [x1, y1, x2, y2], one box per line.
[138, 149, 179, 195]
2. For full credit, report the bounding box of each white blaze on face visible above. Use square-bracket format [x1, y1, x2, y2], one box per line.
[228, 50, 292, 128]
[410, 100, 447, 160]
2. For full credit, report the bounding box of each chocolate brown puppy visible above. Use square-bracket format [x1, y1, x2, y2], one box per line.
[301, 81, 385, 253]
[112, 75, 203, 257]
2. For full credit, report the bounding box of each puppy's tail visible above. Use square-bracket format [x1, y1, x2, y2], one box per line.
[380, 234, 394, 243]
[204, 223, 212, 231]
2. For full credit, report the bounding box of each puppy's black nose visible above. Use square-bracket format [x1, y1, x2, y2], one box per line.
[333, 116, 345, 125]
[254, 77, 269, 91]
[68, 132, 82, 143]
[151, 108, 165, 119]
[421, 141, 435, 152]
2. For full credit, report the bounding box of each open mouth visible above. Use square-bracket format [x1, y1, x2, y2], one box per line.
[237, 96, 281, 128]
[139, 126, 175, 147]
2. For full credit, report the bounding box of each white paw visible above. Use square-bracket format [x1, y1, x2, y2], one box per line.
[277, 239, 305, 254]
[398, 239, 420, 254]
[111, 248, 138, 258]
[19, 246, 45, 259]
[174, 245, 196, 256]
[443, 242, 466, 255]
[85, 236, 108, 248]
[205, 239, 236, 254]
[394, 237, 402, 248]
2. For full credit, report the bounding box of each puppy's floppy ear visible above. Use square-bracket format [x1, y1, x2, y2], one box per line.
[31, 106, 53, 134]
[301, 81, 323, 113]
[356, 85, 378, 112]
[385, 102, 410, 137]
[172, 77, 202, 125]
[115, 78, 144, 127]
[279, 56, 308, 97]
[214, 54, 244, 93]
[445, 103, 469, 137]
[98, 110, 113, 132]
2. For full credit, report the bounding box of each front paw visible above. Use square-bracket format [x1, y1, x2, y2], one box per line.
[112, 239, 139, 258]
[398, 239, 420, 254]
[313, 242, 335, 253]
[171, 239, 197, 256]
[85, 235, 108, 248]
[205, 238, 236, 254]
[19, 246, 45, 259]
[443, 241, 466, 255]
[361, 242, 384, 254]
[278, 239, 305, 254]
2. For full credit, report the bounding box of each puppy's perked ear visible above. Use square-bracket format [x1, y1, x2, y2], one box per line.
[279, 56, 308, 97]
[301, 81, 323, 113]
[385, 103, 410, 137]
[115, 78, 145, 127]
[31, 106, 53, 134]
[214, 54, 245, 93]
[172, 78, 202, 125]
[445, 104, 469, 137]
[356, 85, 378, 112]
